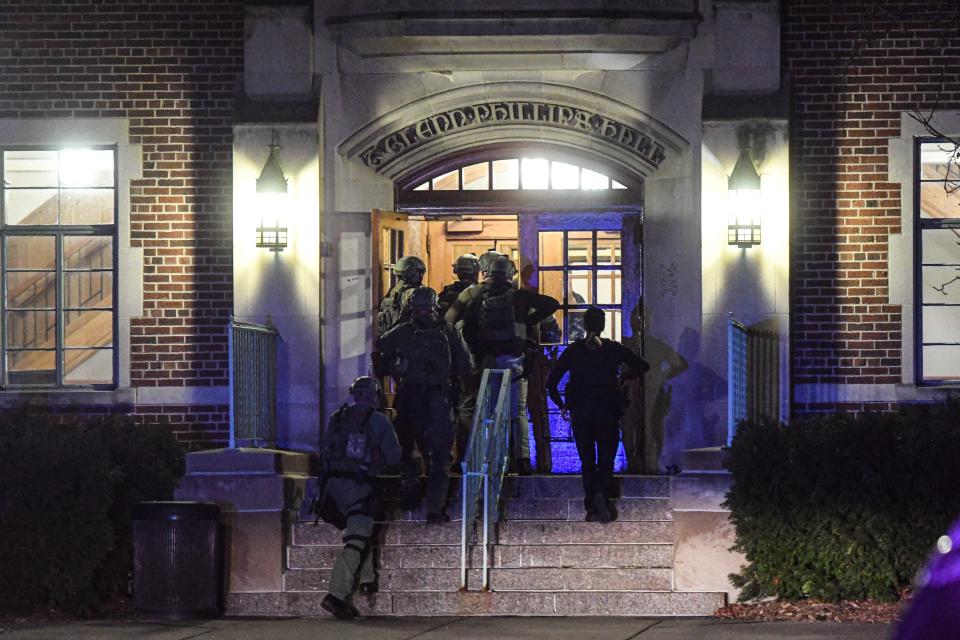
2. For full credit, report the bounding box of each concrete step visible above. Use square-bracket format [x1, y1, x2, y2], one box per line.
[288, 542, 673, 570]
[302, 495, 671, 524]
[227, 589, 726, 617]
[680, 447, 729, 473]
[283, 566, 673, 593]
[292, 519, 672, 547]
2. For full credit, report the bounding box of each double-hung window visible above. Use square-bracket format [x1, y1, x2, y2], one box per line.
[1, 148, 117, 388]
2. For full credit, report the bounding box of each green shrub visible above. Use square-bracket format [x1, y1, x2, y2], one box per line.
[725, 400, 960, 602]
[0, 409, 184, 614]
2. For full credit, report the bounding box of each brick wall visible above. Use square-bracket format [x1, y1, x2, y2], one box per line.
[784, 0, 960, 414]
[0, 0, 241, 442]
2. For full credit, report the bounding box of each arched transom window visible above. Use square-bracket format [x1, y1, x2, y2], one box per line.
[410, 158, 628, 192]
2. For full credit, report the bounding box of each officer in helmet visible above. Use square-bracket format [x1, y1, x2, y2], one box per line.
[439, 253, 480, 315]
[317, 376, 401, 620]
[445, 255, 559, 476]
[438, 254, 481, 465]
[377, 255, 426, 336]
[374, 286, 472, 522]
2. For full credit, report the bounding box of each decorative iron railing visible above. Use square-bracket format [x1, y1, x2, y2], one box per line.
[228, 316, 280, 448]
[460, 368, 512, 591]
[728, 313, 781, 445]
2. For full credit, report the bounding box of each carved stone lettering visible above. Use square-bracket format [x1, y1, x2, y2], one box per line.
[358, 100, 671, 172]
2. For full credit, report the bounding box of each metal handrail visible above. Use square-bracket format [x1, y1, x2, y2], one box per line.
[460, 368, 512, 591]
[228, 315, 280, 448]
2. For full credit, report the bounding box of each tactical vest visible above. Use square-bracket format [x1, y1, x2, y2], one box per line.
[323, 405, 378, 476]
[479, 287, 526, 344]
[399, 324, 452, 388]
[377, 283, 413, 335]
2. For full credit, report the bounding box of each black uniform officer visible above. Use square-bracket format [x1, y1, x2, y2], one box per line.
[438, 253, 480, 463]
[375, 286, 473, 522]
[318, 376, 401, 620]
[377, 255, 426, 336]
[546, 307, 649, 523]
[439, 253, 480, 315]
[445, 256, 559, 475]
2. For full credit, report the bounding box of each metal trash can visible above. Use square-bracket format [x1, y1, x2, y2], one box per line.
[133, 501, 222, 618]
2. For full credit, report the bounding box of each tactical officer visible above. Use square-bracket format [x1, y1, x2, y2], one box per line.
[318, 376, 401, 620]
[375, 286, 473, 522]
[377, 255, 426, 336]
[438, 253, 480, 315]
[445, 255, 559, 475]
[546, 308, 649, 523]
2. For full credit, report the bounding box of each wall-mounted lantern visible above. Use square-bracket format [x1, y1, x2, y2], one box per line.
[728, 130, 762, 248]
[256, 130, 289, 251]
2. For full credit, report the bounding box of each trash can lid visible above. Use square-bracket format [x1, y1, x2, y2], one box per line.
[132, 501, 220, 521]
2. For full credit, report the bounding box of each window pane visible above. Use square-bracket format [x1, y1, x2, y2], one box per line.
[65, 272, 113, 309]
[923, 344, 960, 381]
[596, 269, 622, 305]
[61, 188, 114, 225]
[538, 231, 563, 267]
[539, 310, 563, 345]
[920, 142, 960, 181]
[7, 311, 56, 348]
[7, 350, 56, 385]
[568, 309, 586, 342]
[922, 306, 960, 344]
[567, 271, 591, 305]
[581, 168, 610, 190]
[59, 149, 114, 187]
[5, 189, 58, 225]
[521, 158, 549, 190]
[492, 159, 519, 190]
[64, 348, 113, 385]
[65, 236, 113, 269]
[462, 162, 489, 190]
[4, 151, 58, 187]
[7, 235, 54, 269]
[602, 309, 622, 341]
[65, 309, 113, 347]
[612, 180, 627, 190]
[597, 231, 622, 265]
[6, 272, 55, 309]
[540, 270, 564, 303]
[413, 182, 429, 191]
[567, 231, 592, 266]
[920, 182, 960, 219]
[431, 169, 459, 191]
[922, 266, 960, 304]
[551, 162, 579, 190]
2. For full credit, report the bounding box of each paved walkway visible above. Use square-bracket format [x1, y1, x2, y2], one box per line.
[0, 616, 892, 639]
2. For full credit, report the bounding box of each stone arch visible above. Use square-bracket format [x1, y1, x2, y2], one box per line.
[339, 82, 688, 185]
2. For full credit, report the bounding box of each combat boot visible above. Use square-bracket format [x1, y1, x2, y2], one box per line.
[321, 594, 356, 620]
[589, 492, 612, 524]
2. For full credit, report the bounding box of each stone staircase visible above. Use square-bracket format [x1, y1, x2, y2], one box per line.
[226, 475, 728, 616]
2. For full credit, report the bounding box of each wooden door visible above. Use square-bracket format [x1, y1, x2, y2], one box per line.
[371, 209, 410, 323]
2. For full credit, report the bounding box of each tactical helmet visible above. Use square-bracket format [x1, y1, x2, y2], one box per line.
[478, 250, 503, 274]
[408, 286, 439, 309]
[487, 255, 515, 279]
[453, 254, 480, 276]
[348, 376, 380, 400]
[393, 255, 426, 280]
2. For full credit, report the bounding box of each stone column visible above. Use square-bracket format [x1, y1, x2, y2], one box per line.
[175, 448, 310, 593]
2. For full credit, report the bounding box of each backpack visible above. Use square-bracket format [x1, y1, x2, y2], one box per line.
[377, 283, 412, 335]
[323, 405, 377, 476]
[403, 324, 452, 387]
[479, 288, 523, 343]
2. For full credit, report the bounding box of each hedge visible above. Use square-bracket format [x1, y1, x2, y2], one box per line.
[724, 400, 960, 602]
[0, 409, 184, 614]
